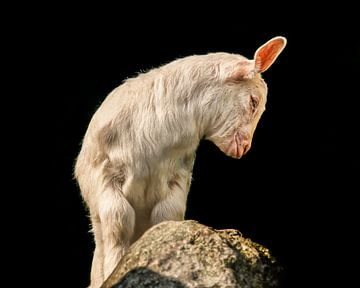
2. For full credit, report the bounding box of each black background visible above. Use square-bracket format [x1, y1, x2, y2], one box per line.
[13, 3, 358, 288]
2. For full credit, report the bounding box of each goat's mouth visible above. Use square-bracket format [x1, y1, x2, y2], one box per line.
[209, 131, 252, 159]
[226, 132, 251, 159]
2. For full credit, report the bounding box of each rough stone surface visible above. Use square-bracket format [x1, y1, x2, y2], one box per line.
[101, 220, 280, 288]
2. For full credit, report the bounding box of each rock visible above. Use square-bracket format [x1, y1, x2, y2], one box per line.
[101, 220, 280, 288]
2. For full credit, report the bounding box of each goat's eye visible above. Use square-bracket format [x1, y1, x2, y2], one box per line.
[250, 95, 259, 113]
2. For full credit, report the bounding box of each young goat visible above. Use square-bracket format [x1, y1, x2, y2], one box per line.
[75, 36, 287, 287]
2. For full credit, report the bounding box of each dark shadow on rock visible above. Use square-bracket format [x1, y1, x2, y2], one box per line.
[111, 267, 187, 288]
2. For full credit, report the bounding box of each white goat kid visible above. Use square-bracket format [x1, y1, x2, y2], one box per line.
[75, 36, 287, 288]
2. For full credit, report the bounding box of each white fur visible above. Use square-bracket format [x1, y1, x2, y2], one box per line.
[75, 37, 286, 288]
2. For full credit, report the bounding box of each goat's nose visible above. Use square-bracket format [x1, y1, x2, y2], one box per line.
[243, 141, 252, 154]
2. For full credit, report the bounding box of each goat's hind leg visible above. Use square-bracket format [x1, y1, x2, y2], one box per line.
[88, 216, 105, 288]
[98, 186, 136, 280]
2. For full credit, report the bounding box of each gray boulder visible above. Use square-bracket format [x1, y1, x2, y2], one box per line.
[101, 220, 280, 288]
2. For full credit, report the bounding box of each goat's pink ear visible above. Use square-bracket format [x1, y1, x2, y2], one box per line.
[254, 36, 287, 73]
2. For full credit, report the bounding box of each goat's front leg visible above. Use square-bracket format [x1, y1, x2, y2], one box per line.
[151, 173, 191, 225]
